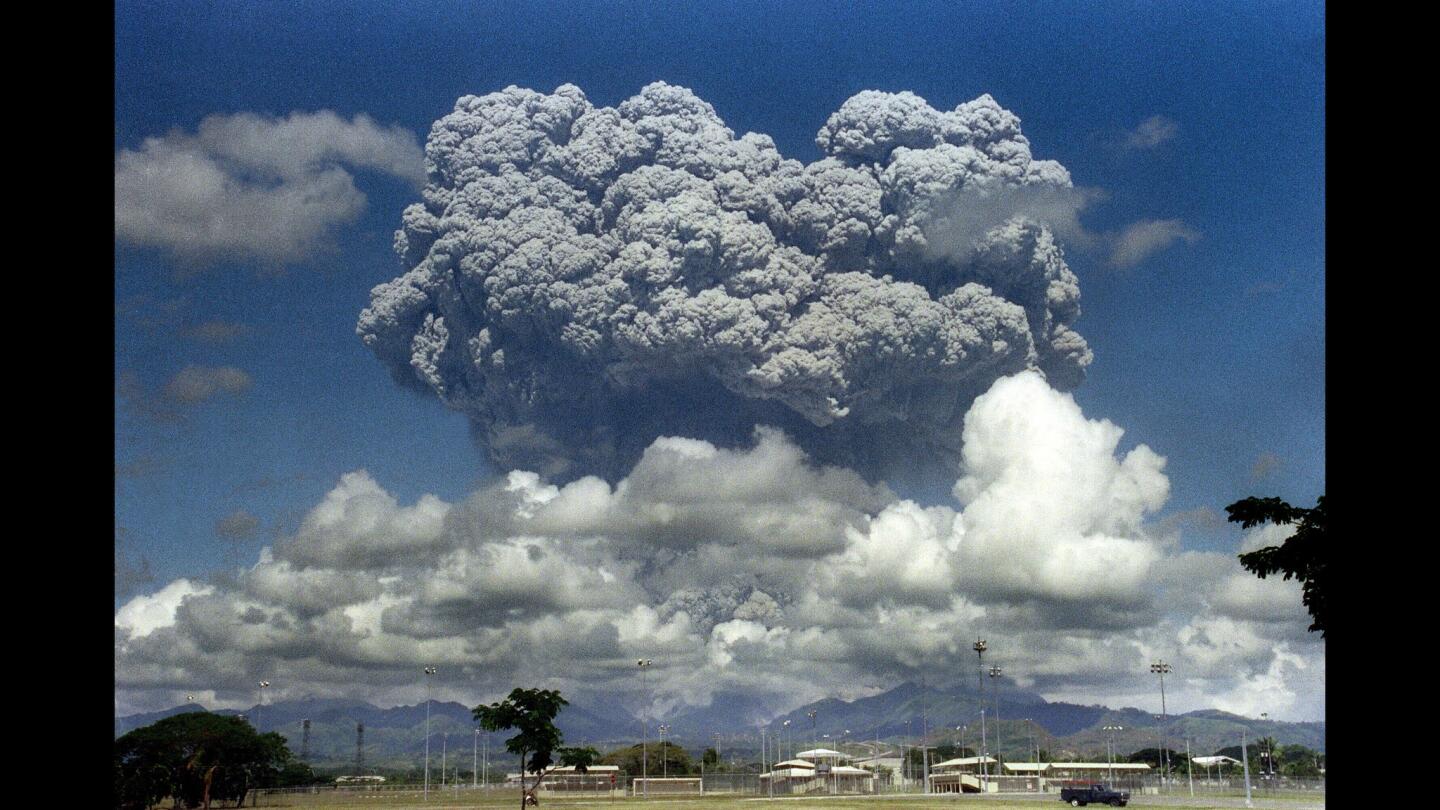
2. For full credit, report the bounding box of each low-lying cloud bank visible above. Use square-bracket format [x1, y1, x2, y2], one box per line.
[115, 372, 1323, 721]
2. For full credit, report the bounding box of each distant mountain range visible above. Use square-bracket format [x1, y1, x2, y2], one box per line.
[115, 681, 1323, 770]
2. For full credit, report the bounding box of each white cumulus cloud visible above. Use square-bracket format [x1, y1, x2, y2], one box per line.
[116, 110, 425, 264]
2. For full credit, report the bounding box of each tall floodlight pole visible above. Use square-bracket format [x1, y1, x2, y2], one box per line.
[1186, 737, 1194, 796]
[637, 659, 652, 797]
[1241, 731, 1254, 808]
[763, 721, 773, 798]
[442, 733, 448, 788]
[988, 665, 1003, 776]
[474, 728, 479, 788]
[1103, 725, 1123, 782]
[972, 640, 987, 782]
[783, 719, 791, 763]
[1259, 713, 1272, 777]
[659, 724, 670, 778]
[256, 681, 270, 733]
[423, 665, 437, 800]
[979, 708, 988, 790]
[1150, 661, 1171, 790]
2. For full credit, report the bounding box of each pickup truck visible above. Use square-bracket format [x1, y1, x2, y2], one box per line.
[1058, 783, 1129, 806]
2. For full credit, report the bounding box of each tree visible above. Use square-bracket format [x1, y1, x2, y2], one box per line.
[601, 743, 695, 775]
[474, 688, 596, 809]
[1226, 495, 1327, 636]
[114, 712, 292, 810]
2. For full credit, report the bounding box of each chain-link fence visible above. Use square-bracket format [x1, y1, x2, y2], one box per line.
[251, 772, 1323, 804]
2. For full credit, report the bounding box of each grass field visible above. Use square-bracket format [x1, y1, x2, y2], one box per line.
[248, 789, 1323, 810]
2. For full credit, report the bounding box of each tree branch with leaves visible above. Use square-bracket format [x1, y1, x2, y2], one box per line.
[1226, 494, 1327, 636]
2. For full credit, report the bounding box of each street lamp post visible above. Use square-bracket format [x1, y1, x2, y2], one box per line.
[474, 728, 479, 788]
[1150, 661, 1172, 790]
[256, 681, 270, 733]
[637, 659, 652, 797]
[782, 719, 791, 763]
[423, 666, 437, 800]
[808, 709, 817, 756]
[658, 724, 670, 778]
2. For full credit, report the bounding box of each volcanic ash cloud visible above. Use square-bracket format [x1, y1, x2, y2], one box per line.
[358, 82, 1093, 482]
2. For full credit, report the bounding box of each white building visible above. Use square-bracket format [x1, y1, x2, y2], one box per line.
[760, 748, 875, 794]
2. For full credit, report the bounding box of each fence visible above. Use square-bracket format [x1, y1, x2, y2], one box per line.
[251, 772, 1324, 803]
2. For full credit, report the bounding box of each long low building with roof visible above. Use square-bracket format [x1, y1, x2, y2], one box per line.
[507, 765, 623, 794]
[929, 760, 1151, 794]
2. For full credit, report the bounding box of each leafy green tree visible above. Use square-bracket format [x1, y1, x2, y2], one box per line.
[601, 742, 695, 775]
[1226, 495, 1327, 636]
[1275, 744, 1323, 778]
[114, 712, 291, 810]
[701, 747, 719, 769]
[474, 688, 596, 808]
[1127, 747, 1185, 773]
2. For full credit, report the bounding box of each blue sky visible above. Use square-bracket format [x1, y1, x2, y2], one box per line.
[115, 1, 1325, 720]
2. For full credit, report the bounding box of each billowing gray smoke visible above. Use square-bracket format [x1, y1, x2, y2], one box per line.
[358, 83, 1092, 483]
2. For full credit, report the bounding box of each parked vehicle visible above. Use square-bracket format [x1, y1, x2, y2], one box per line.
[1058, 783, 1129, 806]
